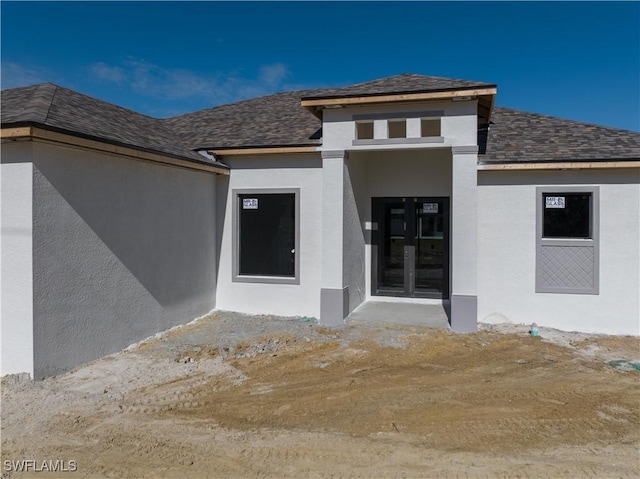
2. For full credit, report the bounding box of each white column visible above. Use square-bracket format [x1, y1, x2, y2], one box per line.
[320, 150, 348, 325]
[1, 161, 34, 377]
[450, 146, 478, 332]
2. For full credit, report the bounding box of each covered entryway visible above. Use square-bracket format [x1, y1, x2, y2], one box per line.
[346, 299, 450, 328]
[320, 145, 478, 333]
[372, 197, 449, 299]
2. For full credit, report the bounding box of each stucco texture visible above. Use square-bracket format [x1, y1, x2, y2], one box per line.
[478, 169, 640, 335]
[215, 154, 323, 318]
[31, 142, 218, 377]
[1, 146, 35, 376]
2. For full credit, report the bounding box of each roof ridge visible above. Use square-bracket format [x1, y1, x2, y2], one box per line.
[41, 84, 58, 124]
[20, 83, 57, 124]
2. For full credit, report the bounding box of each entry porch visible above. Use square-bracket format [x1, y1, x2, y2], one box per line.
[319, 146, 478, 332]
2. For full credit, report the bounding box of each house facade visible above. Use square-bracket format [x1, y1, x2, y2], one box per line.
[2, 74, 639, 379]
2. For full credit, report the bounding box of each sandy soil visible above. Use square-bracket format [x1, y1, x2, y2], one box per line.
[2, 311, 639, 478]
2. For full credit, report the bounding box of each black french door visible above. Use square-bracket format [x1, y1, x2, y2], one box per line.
[373, 197, 449, 299]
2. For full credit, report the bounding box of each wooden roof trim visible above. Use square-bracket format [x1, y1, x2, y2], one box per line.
[210, 146, 319, 156]
[1, 126, 228, 175]
[479, 94, 495, 124]
[300, 87, 497, 108]
[478, 161, 640, 171]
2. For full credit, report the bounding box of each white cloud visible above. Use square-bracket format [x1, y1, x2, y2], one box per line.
[87, 59, 298, 106]
[1, 62, 49, 89]
[89, 62, 126, 84]
[258, 63, 289, 87]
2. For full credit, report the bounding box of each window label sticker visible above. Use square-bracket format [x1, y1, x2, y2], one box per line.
[545, 196, 565, 209]
[423, 203, 438, 213]
[243, 198, 258, 209]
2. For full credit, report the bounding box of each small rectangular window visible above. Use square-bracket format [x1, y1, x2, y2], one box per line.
[356, 121, 374, 140]
[388, 120, 406, 139]
[536, 187, 599, 295]
[543, 193, 592, 238]
[238, 193, 295, 277]
[421, 118, 441, 137]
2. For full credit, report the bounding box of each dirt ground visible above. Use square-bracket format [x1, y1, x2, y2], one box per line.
[2, 311, 639, 478]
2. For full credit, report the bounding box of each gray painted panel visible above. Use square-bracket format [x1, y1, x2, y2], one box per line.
[320, 287, 349, 326]
[31, 144, 218, 378]
[539, 245, 595, 290]
[353, 110, 444, 121]
[450, 295, 477, 333]
[536, 186, 600, 295]
[451, 145, 479, 154]
[352, 137, 444, 146]
[321, 150, 346, 159]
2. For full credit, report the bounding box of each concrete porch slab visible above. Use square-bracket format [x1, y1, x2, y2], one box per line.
[345, 301, 451, 329]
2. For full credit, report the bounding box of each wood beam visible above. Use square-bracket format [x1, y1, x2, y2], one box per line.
[300, 88, 498, 108]
[478, 161, 640, 171]
[1, 126, 228, 175]
[0, 126, 33, 139]
[210, 146, 319, 156]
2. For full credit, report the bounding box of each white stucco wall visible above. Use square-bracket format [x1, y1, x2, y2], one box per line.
[1, 144, 34, 376]
[346, 149, 453, 300]
[322, 100, 477, 151]
[27, 141, 218, 377]
[215, 154, 323, 317]
[451, 151, 478, 298]
[322, 99, 478, 330]
[478, 169, 640, 335]
[343, 157, 367, 313]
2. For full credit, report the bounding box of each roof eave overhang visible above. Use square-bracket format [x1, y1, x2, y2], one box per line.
[301, 86, 497, 124]
[1, 124, 229, 175]
[477, 159, 640, 170]
[208, 145, 320, 157]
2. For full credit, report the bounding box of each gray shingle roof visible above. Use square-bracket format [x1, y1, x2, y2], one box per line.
[3, 77, 638, 164]
[164, 90, 322, 150]
[1, 83, 226, 168]
[482, 107, 640, 163]
[301, 73, 496, 100]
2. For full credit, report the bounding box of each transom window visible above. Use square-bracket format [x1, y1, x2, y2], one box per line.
[356, 121, 374, 140]
[388, 119, 406, 138]
[421, 118, 441, 137]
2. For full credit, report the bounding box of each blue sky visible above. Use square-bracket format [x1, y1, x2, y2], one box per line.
[2, 1, 639, 130]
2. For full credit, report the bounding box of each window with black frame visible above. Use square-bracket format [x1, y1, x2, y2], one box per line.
[238, 193, 296, 277]
[542, 192, 592, 238]
[536, 187, 599, 295]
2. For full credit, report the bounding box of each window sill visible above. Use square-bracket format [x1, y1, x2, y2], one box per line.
[232, 275, 299, 285]
[352, 137, 444, 146]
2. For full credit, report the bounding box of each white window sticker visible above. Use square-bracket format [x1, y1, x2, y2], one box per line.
[243, 198, 258, 209]
[423, 203, 438, 213]
[545, 196, 565, 209]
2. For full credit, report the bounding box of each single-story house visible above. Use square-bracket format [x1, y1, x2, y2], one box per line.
[2, 74, 639, 379]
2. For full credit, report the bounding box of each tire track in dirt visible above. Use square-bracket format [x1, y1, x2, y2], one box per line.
[3, 316, 639, 478]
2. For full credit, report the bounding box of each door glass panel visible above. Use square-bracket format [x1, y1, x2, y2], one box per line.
[415, 202, 444, 294]
[380, 204, 405, 290]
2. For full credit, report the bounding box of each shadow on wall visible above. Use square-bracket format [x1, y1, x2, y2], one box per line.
[31, 150, 218, 377]
[215, 174, 229, 276]
[33, 156, 217, 307]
